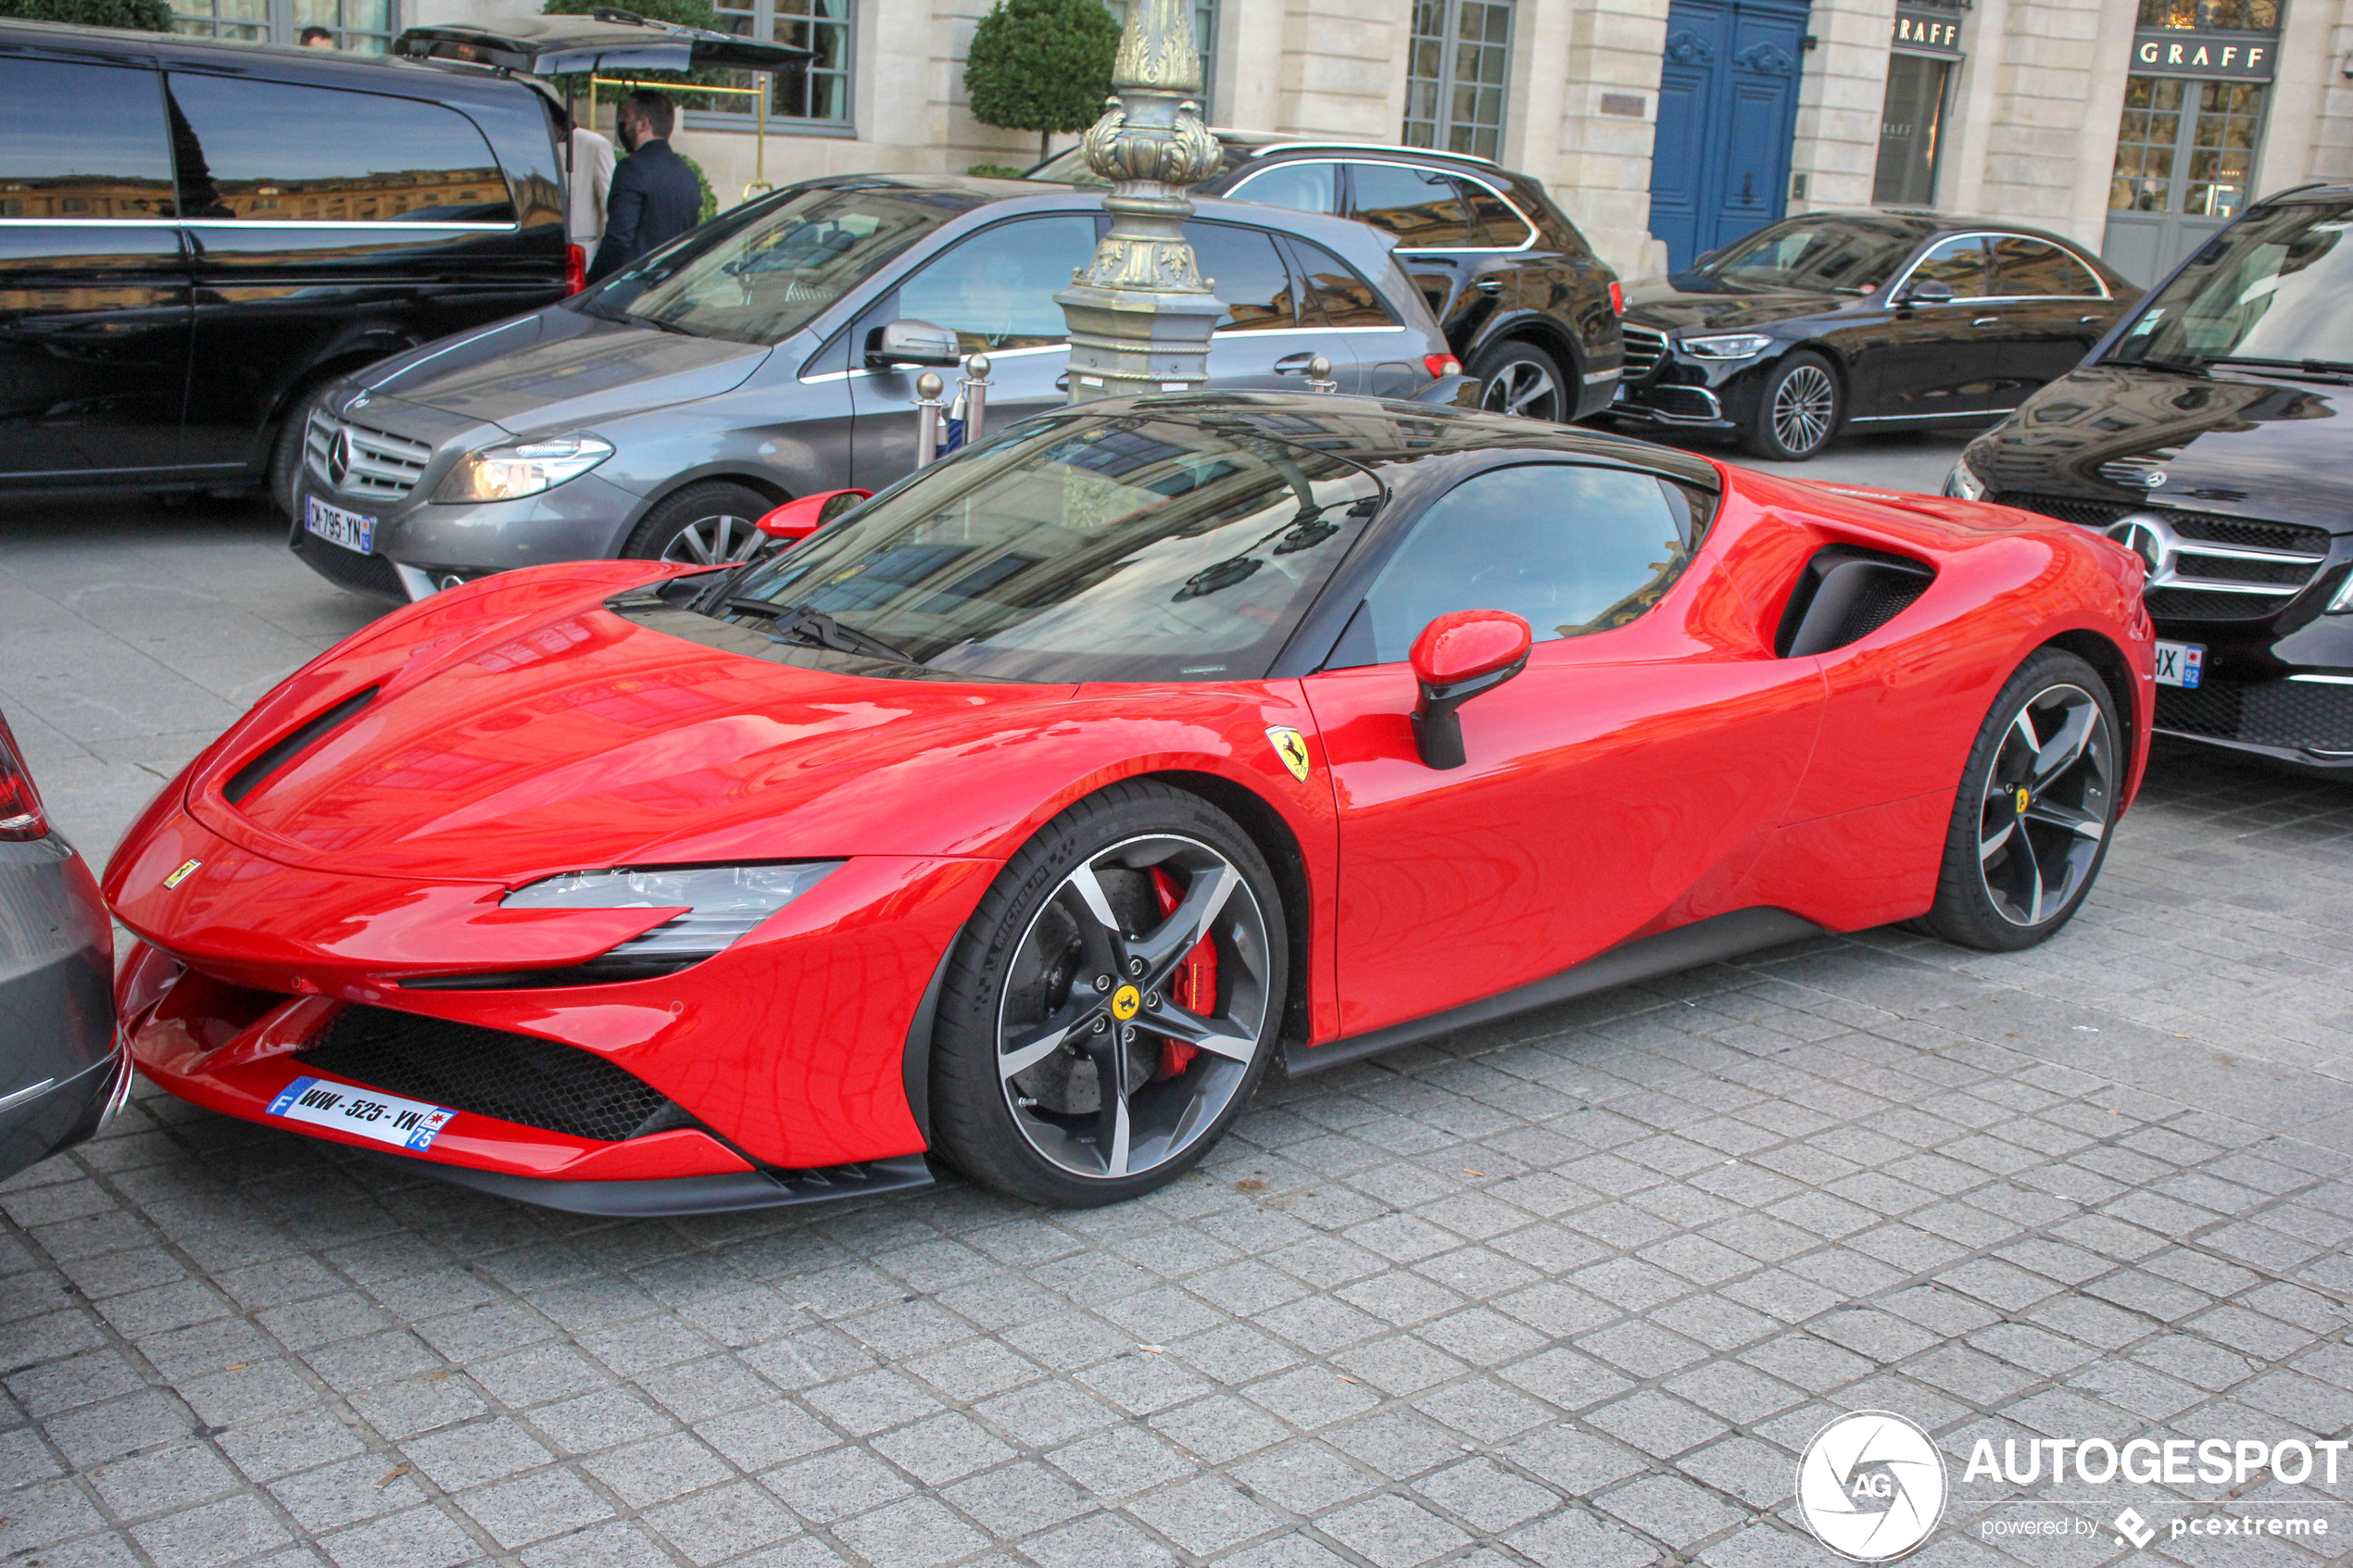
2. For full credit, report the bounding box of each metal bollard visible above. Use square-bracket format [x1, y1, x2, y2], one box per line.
[913, 371, 945, 467]
[1306, 355, 1338, 394]
[959, 354, 992, 447]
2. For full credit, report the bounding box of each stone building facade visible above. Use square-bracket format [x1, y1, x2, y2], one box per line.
[168, 0, 2353, 284]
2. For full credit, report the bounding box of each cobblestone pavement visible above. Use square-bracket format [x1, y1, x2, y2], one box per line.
[6, 460, 2352, 1568]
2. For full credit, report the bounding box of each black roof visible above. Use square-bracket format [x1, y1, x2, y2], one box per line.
[393, 14, 807, 75]
[0, 15, 544, 107]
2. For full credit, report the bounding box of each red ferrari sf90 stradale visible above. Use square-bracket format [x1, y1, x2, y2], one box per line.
[106, 395, 2153, 1212]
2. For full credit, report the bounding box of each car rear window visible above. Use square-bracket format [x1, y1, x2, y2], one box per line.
[0, 57, 175, 219]
[167, 73, 514, 224]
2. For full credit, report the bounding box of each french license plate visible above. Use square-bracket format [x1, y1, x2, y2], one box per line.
[304, 495, 375, 554]
[2153, 640, 2205, 688]
[267, 1074, 454, 1151]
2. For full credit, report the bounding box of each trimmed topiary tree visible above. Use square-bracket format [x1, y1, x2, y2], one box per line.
[963, 0, 1121, 166]
[0, 0, 176, 31]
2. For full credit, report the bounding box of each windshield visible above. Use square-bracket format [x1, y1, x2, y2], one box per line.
[714, 412, 1382, 682]
[2108, 200, 2353, 370]
[610, 186, 964, 345]
[1695, 217, 1923, 294]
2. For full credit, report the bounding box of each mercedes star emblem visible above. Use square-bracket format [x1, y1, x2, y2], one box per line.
[326, 429, 352, 488]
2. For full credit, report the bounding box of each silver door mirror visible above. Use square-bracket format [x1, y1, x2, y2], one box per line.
[868, 319, 961, 369]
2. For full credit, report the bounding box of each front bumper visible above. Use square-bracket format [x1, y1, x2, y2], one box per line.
[111, 807, 996, 1213]
[291, 470, 648, 603]
[1605, 348, 1763, 434]
[0, 834, 120, 1183]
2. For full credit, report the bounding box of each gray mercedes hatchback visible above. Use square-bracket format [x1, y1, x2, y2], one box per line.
[289, 176, 1452, 598]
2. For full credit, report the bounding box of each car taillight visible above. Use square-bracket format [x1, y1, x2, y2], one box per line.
[1424, 353, 1462, 379]
[565, 243, 586, 295]
[0, 712, 48, 841]
[1609, 281, 1624, 317]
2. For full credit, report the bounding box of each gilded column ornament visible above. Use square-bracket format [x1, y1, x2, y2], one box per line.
[1053, 0, 1225, 403]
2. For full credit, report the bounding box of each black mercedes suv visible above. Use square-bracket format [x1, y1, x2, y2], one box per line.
[1029, 133, 1624, 424]
[1951, 186, 2353, 775]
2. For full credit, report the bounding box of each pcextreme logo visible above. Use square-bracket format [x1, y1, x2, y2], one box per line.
[1795, 1411, 1948, 1562]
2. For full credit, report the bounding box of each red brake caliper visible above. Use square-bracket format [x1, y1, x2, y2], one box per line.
[1149, 867, 1216, 1079]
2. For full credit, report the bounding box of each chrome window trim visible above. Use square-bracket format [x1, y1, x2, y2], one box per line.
[1882, 230, 2113, 304]
[0, 218, 519, 232]
[797, 326, 1415, 384]
[1226, 156, 1537, 254]
[1246, 140, 1499, 168]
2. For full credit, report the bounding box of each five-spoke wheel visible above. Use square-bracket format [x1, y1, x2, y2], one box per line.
[1471, 341, 1569, 424]
[1922, 650, 2122, 950]
[931, 784, 1286, 1205]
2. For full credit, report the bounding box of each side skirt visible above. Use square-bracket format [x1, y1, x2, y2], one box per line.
[1281, 908, 1827, 1078]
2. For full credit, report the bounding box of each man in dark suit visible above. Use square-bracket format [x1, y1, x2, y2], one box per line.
[588, 92, 702, 282]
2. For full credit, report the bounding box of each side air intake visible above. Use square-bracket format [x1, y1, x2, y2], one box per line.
[221, 686, 379, 805]
[1775, 546, 1935, 659]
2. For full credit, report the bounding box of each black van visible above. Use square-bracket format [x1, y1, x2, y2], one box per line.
[0, 14, 796, 505]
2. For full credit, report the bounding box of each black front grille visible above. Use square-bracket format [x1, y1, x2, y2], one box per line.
[2157, 679, 2353, 754]
[2172, 553, 2312, 586]
[2145, 586, 2285, 621]
[2166, 513, 2333, 556]
[290, 533, 407, 601]
[297, 1006, 677, 1143]
[1994, 493, 2133, 529]
[1619, 325, 1666, 380]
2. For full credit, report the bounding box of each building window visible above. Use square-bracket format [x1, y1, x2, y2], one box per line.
[1101, 0, 1216, 113]
[170, 0, 399, 53]
[2109, 75, 2263, 217]
[700, 0, 853, 128]
[1874, 53, 1954, 205]
[2136, 0, 2277, 28]
[1403, 0, 1513, 161]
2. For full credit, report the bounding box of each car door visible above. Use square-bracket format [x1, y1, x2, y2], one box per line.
[1283, 233, 1425, 398]
[1299, 462, 1825, 1039]
[0, 52, 190, 480]
[1339, 160, 1478, 332]
[846, 211, 1101, 489]
[1987, 234, 2120, 399]
[1188, 219, 1324, 392]
[1850, 233, 2008, 421]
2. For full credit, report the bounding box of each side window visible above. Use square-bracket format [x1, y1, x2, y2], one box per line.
[1290, 236, 1399, 328]
[1456, 180, 1532, 247]
[1346, 162, 1475, 249]
[166, 74, 514, 223]
[1992, 235, 2104, 298]
[1908, 235, 1993, 298]
[1230, 160, 1338, 216]
[1349, 465, 1702, 665]
[895, 215, 1099, 353]
[0, 58, 174, 219]
[1187, 221, 1299, 332]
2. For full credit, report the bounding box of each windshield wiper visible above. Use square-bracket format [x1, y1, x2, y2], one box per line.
[629, 312, 704, 337]
[2110, 353, 2209, 377]
[724, 599, 922, 666]
[2208, 355, 2353, 382]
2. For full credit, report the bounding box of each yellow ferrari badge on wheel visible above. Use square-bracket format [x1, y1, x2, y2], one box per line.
[1266, 726, 1312, 783]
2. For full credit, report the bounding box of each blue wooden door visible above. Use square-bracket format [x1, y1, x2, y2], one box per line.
[1647, 0, 1810, 272]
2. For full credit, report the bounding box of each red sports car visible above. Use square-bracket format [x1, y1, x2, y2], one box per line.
[107, 395, 2153, 1212]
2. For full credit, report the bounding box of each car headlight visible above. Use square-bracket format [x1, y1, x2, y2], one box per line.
[1944, 453, 1988, 501]
[502, 862, 839, 963]
[1680, 332, 1774, 360]
[435, 433, 614, 503]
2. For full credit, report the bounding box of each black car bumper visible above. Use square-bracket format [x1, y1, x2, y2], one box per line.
[1, 834, 123, 1182]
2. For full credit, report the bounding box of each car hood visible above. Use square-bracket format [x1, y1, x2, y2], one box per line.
[360, 307, 773, 435]
[1969, 362, 2353, 533]
[1622, 277, 1849, 334]
[174, 570, 1094, 884]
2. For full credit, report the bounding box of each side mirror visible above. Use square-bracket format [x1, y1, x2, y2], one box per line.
[1408, 609, 1533, 770]
[865, 319, 961, 369]
[755, 487, 870, 544]
[1896, 277, 1954, 307]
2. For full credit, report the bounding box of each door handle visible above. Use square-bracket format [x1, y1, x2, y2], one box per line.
[1273, 352, 1318, 373]
[2079, 315, 2102, 324]
[1971, 317, 2000, 328]
[1476, 277, 1503, 294]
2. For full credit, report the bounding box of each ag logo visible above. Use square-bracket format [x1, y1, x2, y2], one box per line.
[1265, 726, 1312, 783]
[1795, 1411, 1947, 1562]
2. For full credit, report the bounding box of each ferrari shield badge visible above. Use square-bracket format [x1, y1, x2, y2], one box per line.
[163, 859, 203, 889]
[1265, 726, 1312, 783]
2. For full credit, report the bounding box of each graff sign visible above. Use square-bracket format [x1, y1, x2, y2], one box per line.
[2131, 29, 2275, 80]
[1893, 6, 1964, 55]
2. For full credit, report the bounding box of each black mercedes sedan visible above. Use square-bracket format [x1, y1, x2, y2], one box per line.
[1613, 211, 2139, 459]
[1950, 186, 2353, 778]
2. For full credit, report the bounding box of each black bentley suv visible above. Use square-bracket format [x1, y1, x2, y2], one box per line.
[1613, 211, 2139, 459]
[1029, 133, 1624, 424]
[1951, 186, 2353, 775]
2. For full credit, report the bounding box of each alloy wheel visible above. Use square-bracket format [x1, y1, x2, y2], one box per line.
[661, 513, 763, 566]
[997, 834, 1273, 1181]
[1771, 363, 1837, 455]
[1481, 358, 1563, 421]
[1976, 683, 2115, 927]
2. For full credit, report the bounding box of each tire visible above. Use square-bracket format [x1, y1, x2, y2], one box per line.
[1919, 649, 2122, 952]
[1472, 340, 1570, 423]
[929, 780, 1288, 1208]
[267, 387, 327, 520]
[621, 482, 774, 565]
[1741, 349, 1841, 460]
